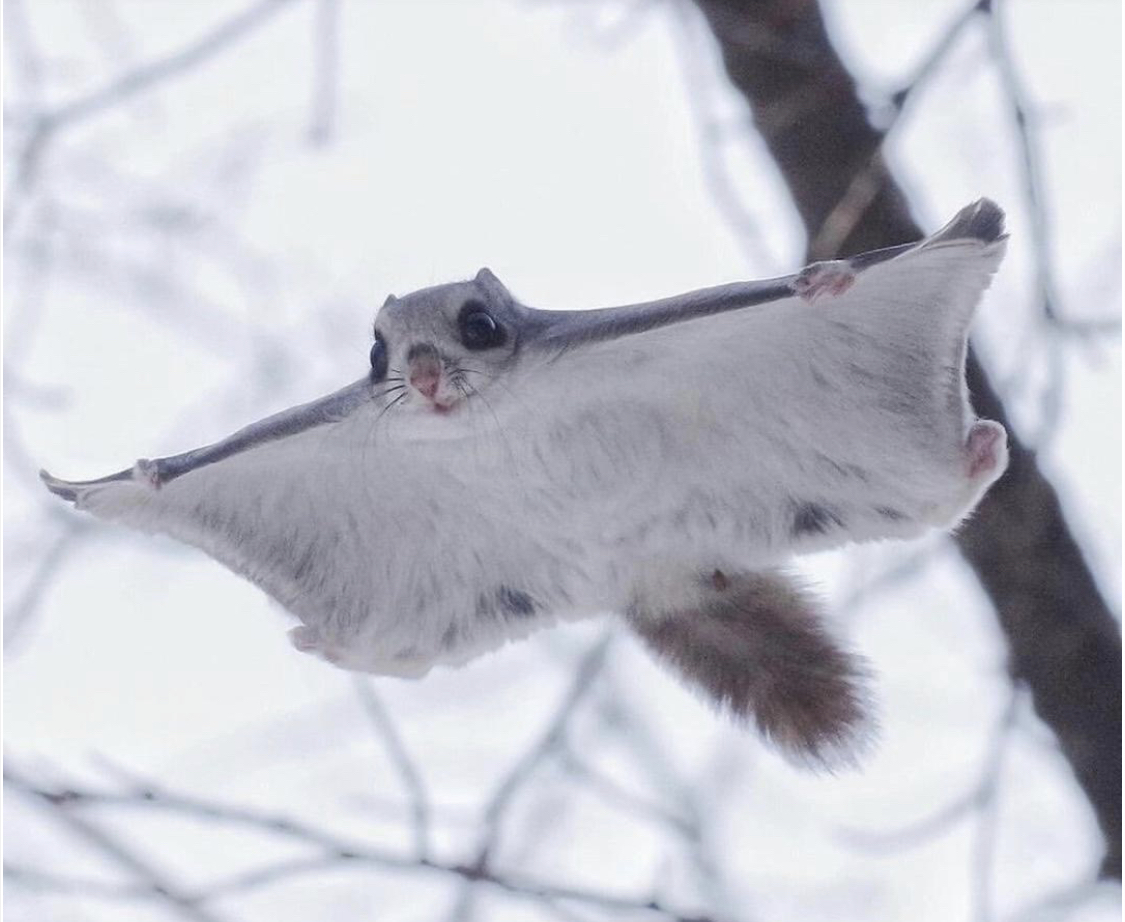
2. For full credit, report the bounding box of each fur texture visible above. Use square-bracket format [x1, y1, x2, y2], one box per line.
[42, 200, 1009, 765]
[627, 569, 872, 767]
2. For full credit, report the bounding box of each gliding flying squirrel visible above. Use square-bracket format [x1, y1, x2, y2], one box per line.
[42, 199, 1009, 766]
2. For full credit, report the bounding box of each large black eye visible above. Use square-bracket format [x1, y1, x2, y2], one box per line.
[369, 334, 388, 382]
[458, 301, 506, 351]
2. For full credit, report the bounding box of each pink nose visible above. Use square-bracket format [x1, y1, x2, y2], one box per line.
[409, 359, 441, 398]
[411, 372, 439, 398]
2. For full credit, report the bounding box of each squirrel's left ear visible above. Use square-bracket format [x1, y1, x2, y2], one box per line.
[475, 267, 511, 302]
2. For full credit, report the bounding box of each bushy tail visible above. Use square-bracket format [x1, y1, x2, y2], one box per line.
[627, 570, 873, 768]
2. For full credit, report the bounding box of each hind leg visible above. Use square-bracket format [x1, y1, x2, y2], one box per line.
[289, 625, 336, 660]
[965, 420, 1007, 481]
[289, 625, 432, 677]
[288, 624, 349, 667]
[927, 419, 1007, 526]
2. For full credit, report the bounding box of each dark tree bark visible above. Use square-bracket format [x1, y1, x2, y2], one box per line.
[690, 0, 1121, 878]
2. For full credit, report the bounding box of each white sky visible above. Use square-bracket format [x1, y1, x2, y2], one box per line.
[4, 1, 1121, 921]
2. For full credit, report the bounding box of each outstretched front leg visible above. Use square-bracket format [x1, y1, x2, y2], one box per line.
[626, 569, 873, 768]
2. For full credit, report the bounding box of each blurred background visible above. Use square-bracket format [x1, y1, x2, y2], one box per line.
[3, 1, 1120, 920]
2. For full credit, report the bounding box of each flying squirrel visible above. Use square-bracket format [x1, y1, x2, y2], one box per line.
[42, 199, 1009, 767]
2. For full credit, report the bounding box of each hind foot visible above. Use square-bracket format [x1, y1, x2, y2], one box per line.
[792, 260, 856, 302]
[965, 420, 1007, 481]
[288, 625, 346, 666]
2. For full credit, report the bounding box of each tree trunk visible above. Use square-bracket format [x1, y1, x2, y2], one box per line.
[691, 0, 1121, 878]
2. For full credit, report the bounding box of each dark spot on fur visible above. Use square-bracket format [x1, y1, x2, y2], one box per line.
[791, 501, 844, 537]
[440, 623, 460, 650]
[496, 586, 537, 618]
[474, 587, 538, 620]
[290, 540, 325, 584]
[875, 506, 907, 521]
[711, 569, 730, 592]
[815, 452, 870, 483]
[811, 367, 829, 388]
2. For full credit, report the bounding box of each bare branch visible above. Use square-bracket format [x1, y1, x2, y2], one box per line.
[6, 864, 157, 900]
[475, 634, 614, 865]
[806, 0, 986, 259]
[47, 0, 303, 130]
[982, 0, 1058, 330]
[666, 0, 783, 272]
[888, 0, 985, 112]
[4, 760, 719, 921]
[307, 0, 341, 145]
[352, 677, 433, 859]
[6, 767, 236, 922]
[4, 0, 304, 232]
[450, 633, 614, 920]
[557, 742, 692, 836]
[4, 519, 95, 651]
[837, 688, 1019, 853]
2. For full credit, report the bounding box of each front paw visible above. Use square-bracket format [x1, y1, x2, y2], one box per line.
[792, 260, 856, 303]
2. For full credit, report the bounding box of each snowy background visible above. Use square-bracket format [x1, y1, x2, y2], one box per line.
[3, 1, 1120, 921]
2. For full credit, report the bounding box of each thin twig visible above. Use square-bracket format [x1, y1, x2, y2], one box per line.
[668, 0, 782, 272]
[984, 0, 1056, 324]
[4, 0, 304, 232]
[476, 634, 614, 864]
[4, 520, 94, 651]
[836, 687, 1020, 857]
[4, 760, 716, 920]
[594, 679, 744, 918]
[7, 769, 236, 922]
[807, 0, 986, 259]
[307, 0, 341, 144]
[448, 633, 614, 920]
[557, 743, 692, 835]
[48, 0, 303, 129]
[6, 864, 158, 899]
[352, 677, 433, 858]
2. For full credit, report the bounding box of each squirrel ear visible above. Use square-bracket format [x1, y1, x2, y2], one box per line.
[475, 267, 509, 301]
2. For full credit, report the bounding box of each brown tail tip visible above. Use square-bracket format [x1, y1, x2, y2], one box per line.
[628, 570, 876, 769]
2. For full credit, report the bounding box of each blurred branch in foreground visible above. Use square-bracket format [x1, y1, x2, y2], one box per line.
[4, 0, 303, 234]
[5, 646, 723, 922]
[689, 0, 1121, 879]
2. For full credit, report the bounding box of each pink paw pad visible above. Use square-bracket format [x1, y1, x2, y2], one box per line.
[289, 626, 346, 664]
[965, 420, 1006, 480]
[792, 260, 856, 303]
[288, 625, 322, 653]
